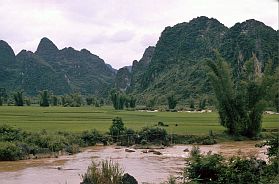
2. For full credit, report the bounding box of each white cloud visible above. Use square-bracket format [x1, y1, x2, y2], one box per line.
[0, 0, 277, 69]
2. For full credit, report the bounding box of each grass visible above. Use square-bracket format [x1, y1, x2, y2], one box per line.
[0, 106, 278, 135]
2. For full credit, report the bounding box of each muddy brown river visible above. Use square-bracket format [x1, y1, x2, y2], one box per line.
[0, 141, 267, 184]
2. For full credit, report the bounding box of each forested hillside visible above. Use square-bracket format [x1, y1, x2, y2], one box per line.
[123, 17, 278, 104]
[1, 17, 278, 103]
[0, 38, 116, 96]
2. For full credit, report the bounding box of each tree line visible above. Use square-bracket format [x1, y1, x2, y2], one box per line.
[0, 89, 106, 107]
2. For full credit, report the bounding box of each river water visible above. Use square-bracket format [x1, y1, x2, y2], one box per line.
[0, 141, 267, 184]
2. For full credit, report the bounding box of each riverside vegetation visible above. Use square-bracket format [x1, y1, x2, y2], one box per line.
[79, 134, 279, 184]
[0, 16, 278, 183]
[0, 117, 222, 161]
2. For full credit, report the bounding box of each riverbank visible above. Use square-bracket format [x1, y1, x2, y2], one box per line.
[0, 141, 267, 184]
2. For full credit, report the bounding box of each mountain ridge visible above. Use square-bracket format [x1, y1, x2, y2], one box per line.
[1, 17, 278, 102]
[0, 38, 116, 96]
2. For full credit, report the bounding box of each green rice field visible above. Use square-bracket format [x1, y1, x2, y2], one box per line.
[0, 106, 278, 135]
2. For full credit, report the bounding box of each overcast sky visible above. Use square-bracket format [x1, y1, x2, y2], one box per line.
[0, 0, 278, 69]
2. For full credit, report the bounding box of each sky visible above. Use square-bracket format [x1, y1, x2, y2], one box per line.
[0, 0, 278, 69]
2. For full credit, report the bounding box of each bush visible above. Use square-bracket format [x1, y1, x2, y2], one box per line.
[0, 142, 23, 161]
[119, 128, 137, 146]
[138, 127, 168, 144]
[61, 93, 82, 107]
[81, 160, 124, 184]
[39, 90, 50, 107]
[186, 150, 225, 183]
[219, 157, 267, 184]
[13, 91, 24, 106]
[0, 124, 26, 142]
[109, 117, 125, 142]
[167, 95, 177, 109]
[186, 142, 278, 184]
[65, 144, 80, 154]
[81, 129, 102, 146]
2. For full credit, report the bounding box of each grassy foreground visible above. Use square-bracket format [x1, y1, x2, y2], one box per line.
[0, 106, 278, 135]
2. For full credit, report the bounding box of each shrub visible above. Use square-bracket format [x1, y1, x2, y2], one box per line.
[0, 124, 25, 142]
[81, 129, 102, 146]
[119, 128, 137, 146]
[186, 150, 225, 183]
[81, 160, 124, 184]
[65, 144, 80, 154]
[219, 157, 267, 184]
[13, 91, 24, 106]
[0, 142, 23, 161]
[186, 143, 278, 184]
[109, 117, 125, 141]
[167, 95, 177, 109]
[138, 127, 168, 144]
[39, 90, 50, 107]
[61, 93, 82, 107]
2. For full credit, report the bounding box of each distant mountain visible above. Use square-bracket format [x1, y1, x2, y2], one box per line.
[126, 17, 278, 104]
[0, 38, 116, 96]
[1, 17, 277, 103]
[0, 40, 17, 89]
[114, 67, 131, 91]
[114, 46, 155, 92]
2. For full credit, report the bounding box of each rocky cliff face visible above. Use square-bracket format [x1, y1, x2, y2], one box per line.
[130, 46, 155, 92]
[127, 17, 278, 103]
[114, 67, 131, 91]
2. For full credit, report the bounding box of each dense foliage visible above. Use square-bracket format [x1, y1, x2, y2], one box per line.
[110, 90, 137, 110]
[0, 124, 99, 160]
[1, 17, 277, 106]
[184, 135, 279, 184]
[39, 90, 50, 107]
[167, 95, 177, 109]
[0, 117, 171, 160]
[61, 93, 83, 107]
[207, 51, 273, 137]
[13, 91, 24, 106]
[81, 160, 138, 184]
[124, 17, 278, 106]
[0, 37, 115, 96]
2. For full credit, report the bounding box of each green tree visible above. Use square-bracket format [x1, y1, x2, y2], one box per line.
[199, 98, 206, 110]
[25, 98, 31, 106]
[129, 96, 136, 108]
[109, 117, 125, 141]
[61, 93, 82, 107]
[0, 88, 7, 104]
[189, 98, 195, 110]
[110, 90, 126, 110]
[13, 91, 24, 106]
[207, 51, 267, 137]
[167, 95, 177, 109]
[0, 97, 2, 106]
[51, 96, 58, 106]
[146, 97, 156, 109]
[39, 90, 50, 107]
[274, 93, 279, 112]
[100, 98, 104, 106]
[86, 97, 94, 106]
